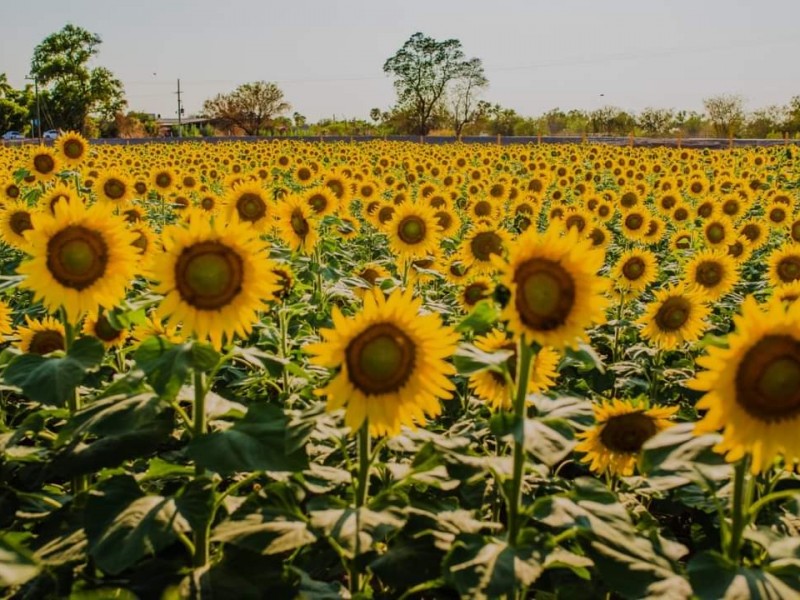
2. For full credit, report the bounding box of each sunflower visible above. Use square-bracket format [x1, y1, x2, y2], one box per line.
[305, 288, 459, 437]
[83, 311, 128, 348]
[18, 201, 138, 320]
[150, 168, 177, 194]
[0, 300, 12, 336]
[685, 250, 739, 301]
[727, 236, 753, 263]
[270, 263, 295, 301]
[457, 276, 494, 312]
[611, 248, 658, 293]
[497, 226, 607, 348]
[768, 243, 800, 286]
[774, 281, 800, 305]
[55, 132, 89, 166]
[2, 179, 21, 202]
[690, 297, 800, 472]
[701, 217, 734, 249]
[302, 186, 339, 218]
[457, 224, 512, 276]
[386, 202, 441, 261]
[620, 208, 649, 242]
[274, 195, 319, 254]
[575, 398, 677, 477]
[130, 314, 183, 345]
[152, 217, 278, 348]
[353, 263, 390, 299]
[432, 205, 462, 238]
[225, 182, 272, 232]
[17, 315, 66, 355]
[29, 147, 60, 182]
[0, 200, 36, 248]
[96, 170, 134, 205]
[469, 329, 560, 410]
[637, 284, 709, 350]
[739, 219, 768, 250]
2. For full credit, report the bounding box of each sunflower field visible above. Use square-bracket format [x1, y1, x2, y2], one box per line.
[0, 135, 799, 600]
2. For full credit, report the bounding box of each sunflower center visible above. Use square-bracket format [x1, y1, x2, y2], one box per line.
[696, 261, 722, 287]
[378, 206, 395, 224]
[326, 180, 344, 198]
[155, 173, 171, 188]
[308, 193, 328, 213]
[625, 213, 643, 230]
[723, 200, 739, 216]
[654, 296, 690, 331]
[463, 282, 489, 305]
[345, 323, 416, 395]
[599, 411, 657, 453]
[735, 335, 800, 422]
[674, 208, 689, 221]
[6, 184, 20, 199]
[470, 231, 503, 262]
[63, 139, 84, 159]
[622, 257, 645, 281]
[46, 226, 108, 290]
[698, 203, 713, 218]
[10, 211, 33, 236]
[104, 179, 126, 200]
[236, 193, 266, 222]
[514, 258, 575, 332]
[175, 241, 243, 310]
[33, 154, 56, 174]
[474, 200, 492, 217]
[398, 216, 426, 245]
[434, 211, 452, 230]
[791, 221, 800, 243]
[201, 197, 215, 210]
[93, 314, 123, 342]
[29, 330, 65, 355]
[621, 192, 637, 208]
[706, 223, 725, 243]
[742, 224, 760, 242]
[131, 230, 148, 254]
[589, 228, 606, 246]
[290, 209, 310, 238]
[769, 208, 786, 223]
[728, 241, 744, 258]
[777, 256, 800, 283]
[565, 215, 586, 231]
[359, 268, 379, 285]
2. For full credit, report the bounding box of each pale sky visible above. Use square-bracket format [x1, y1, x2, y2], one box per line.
[1, 0, 799, 121]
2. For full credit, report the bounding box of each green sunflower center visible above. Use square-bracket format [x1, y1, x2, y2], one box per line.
[236, 193, 267, 222]
[47, 225, 108, 290]
[63, 139, 84, 159]
[398, 216, 426, 245]
[654, 296, 690, 332]
[103, 179, 126, 200]
[463, 282, 489, 305]
[308, 193, 328, 213]
[777, 256, 800, 283]
[346, 323, 416, 395]
[175, 241, 244, 310]
[622, 257, 645, 281]
[599, 411, 658, 453]
[514, 258, 576, 332]
[706, 223, 725, 244]
[736, 335, 800, 423]
[470, 231, 503, 262]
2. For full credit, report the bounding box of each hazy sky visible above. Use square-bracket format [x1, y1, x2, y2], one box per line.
[2, 0, 799, 122]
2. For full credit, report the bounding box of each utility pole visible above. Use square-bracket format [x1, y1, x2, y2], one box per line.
[25, 69, 42, 141]
[176, 78, 183, 138]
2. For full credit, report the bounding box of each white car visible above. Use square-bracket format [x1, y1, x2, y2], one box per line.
[43, 130, 60, 140]
[2, 131, 24, 140]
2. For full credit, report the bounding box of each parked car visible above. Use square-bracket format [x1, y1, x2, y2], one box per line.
[43, 129, 60, 140]
[2, 131, 24, 140]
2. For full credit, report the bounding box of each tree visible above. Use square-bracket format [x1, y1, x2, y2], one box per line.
[744, 105, 784, 138]
[703, 94, 745, 138]
[202, 81, 290, 136]
[543, 108, 568, 135]
[31, 24, 126, 134]
[383, 32, 479, 135]
[637, 107, 676, 136]
[449, 58, 488, 137]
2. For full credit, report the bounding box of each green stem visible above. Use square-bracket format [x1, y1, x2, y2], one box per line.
[60, 308, 87, 495]
[192, 368, 210, 568]
[507, 338, 535, 548]
[279, 309, 290, 393]
[726, 458, 750, 563]
[611, 291, 625, 364]
[748, 489, 798, 522]
[350, 421, 371, 595]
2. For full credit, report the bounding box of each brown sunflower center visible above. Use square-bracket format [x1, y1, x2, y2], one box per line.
[791, 221, 800, 243]
[326, 179, 344, 199]
[429, 195, 447, 209]
[93, 314, 124, 342]
[103, 179, 126, 200]
[33, 154, 56, 175]
[297, 167, 312, 181]
[490, 342, 518, 385]
[589, 227, 606, 246]
[660, 195, 676, 210]
[46, 225, 108, 290]
[131, 230, 148, 254]
[675, 234, 691, 250]
[599, 411, 657, 453]
[155, 173, 172, 188]
[345, 323, 416, 395]
[769, 207, 786, 223]
[134, 182, 147, 195]
[625, 213, 644, 231]
[434, 210, 452, 230]
[474, 200, 492, 217]
[728, 241, 744, 258]
[463, 282, 489, 306]
[308, 193, 328, 213]
[377, 205, 395, 224]
[290, 209, 310, 238]
[706, 223, 725, 244]
[777, 256, 800, 283]
[690, 182, 703, 194]
[565, 215, 586, 232]
[63, 139, 85, 159]
[654, 296, 691, 332]
[5, 184, 20, 199]
[513, 258, 575, 332]
[470, 231, 503, 262]
[359, 268, 380, 285]
[398, 216, 427, 245]
[201, 197, 215, 210]
[722, 200, 739, 216]
[698, 203, 713, 218]
[174, 241, 243, 309]
[123, 209, 141, 223]
[695, 261, 722, 287]
[10, 211, 33, 236]
[236, 193, 267, 222]
[735, 335, 800, 422]
[621, 192, 637, 208]
[28, 330, 65, 355]
[742, 224, 760, 242]
[622, 257, 645, 281]
[674, 207, 689, 221]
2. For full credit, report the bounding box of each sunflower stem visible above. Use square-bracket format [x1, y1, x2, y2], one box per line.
[611, 290, 625, 364]
[60, 308, 88, 496]
[507, 337, 535, 549]
[279, 309, 290, 393]
[192, 368, 210, 568]
[726, 458, 751, 563]
[350, 421, 371, 595]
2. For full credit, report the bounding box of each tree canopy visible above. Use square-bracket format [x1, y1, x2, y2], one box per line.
[202, 82, 291, 136]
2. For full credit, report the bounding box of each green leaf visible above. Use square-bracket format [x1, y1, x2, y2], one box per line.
[561, 342, 606, 374]
[0, 533, 40, 587]
[455, 300, 499, 335]
[175, 478, 215, 533]
[309, 505, 405, 559]
[688, 551, 800, 600]
[453, 343, 512, 376]
[3, 336, 104, 406]
[134, 339, 219, 400]
[188, 404, 308, 475]
[524, 418, 576, 467]
[85, 476, 189, 576]
[212, 514, 315, 555]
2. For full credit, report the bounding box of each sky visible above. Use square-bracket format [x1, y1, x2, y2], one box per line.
[1, 0, 799, 122]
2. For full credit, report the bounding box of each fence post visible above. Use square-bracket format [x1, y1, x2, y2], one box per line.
[537, 132, 542, 145]
[628, 132, 634, 148]
[676, 132, 682, 149]
[785, 132, 789, 146]
[419, 135, 424, 144]
[496, 133, 501, 145]
[728, 134, 733, 149]
[581, 132, 587, 144]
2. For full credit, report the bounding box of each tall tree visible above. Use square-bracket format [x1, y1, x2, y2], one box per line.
[383, 32, 478, 135]
[31, 24, 126, 134]
[449, 58, 488, 137]
[202, 81, 290, 136]
[703, 94, 745, 138]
